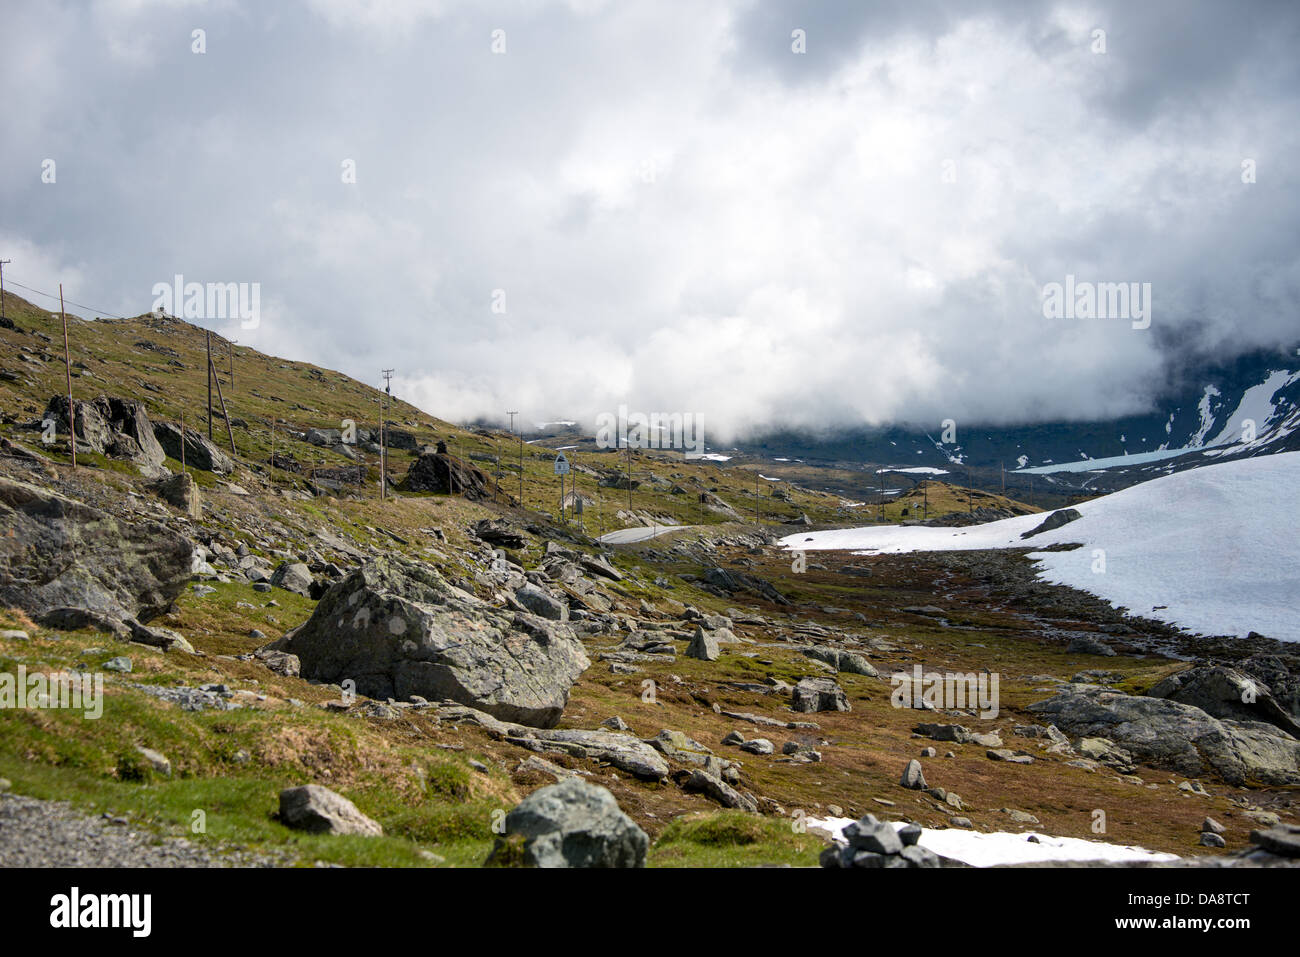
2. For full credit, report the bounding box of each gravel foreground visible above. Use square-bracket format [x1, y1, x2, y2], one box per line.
[0, 793, 289, 868]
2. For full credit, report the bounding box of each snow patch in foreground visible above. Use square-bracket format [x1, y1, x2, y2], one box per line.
[806, 818, 1179, 867]
[781, 451, 1300, 642]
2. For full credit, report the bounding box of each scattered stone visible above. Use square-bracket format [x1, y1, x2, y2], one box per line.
[900, 759, 927, 790]
[278, 785, 383, 837]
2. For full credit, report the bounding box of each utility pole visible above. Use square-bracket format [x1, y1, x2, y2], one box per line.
[380, 370, 394, 500]
[207, 350, 236, 455]
[0, 259, 10, 327]
[206, 330, 214, 440]
[59, 284, 75, 469]
[508, 411, 520, 506]
[229, 340, 236, 390]
[754, 468, 759, 525]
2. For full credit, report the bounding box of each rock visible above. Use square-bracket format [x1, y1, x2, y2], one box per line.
[152, 420, 234, 473]
[1020, 508, 1082, 539]
[791, 676, 850, 713]
[255, 648, 301, 677]
[920, 747, 937, 758]
[685, 627, 720, 661]
[601, 716, 629, 732]
[578, 554, 623, 582]
[486, 778, 648, 867]
[1067, 635, 1117, 657]
[844, 815, 903, 855]
[278, 784, 383, 836]
[513, 583, 569, 622]
[154, 471, 201, 518]
[683, 769, 758, 812]
[473, 519, 528, 549]
[44, 395, 168, 475]
[1001, 808, 1040, 825]
[1029, 685, 1300, 786]
[1147, 665, 1300, 739]
[103, 657, 132, 672]
[270, 562, 313, 597]
[986, 749, 1033, 764]
[900, 759, 927, 789]
[0, 477, 192, 630]
[801, 646, 879, 677]
[135, 746, 171, 777]
[406, 452, 494, 499]
[740, 738, 774, 755]
[1, 630, 30, 641]
[821, 815, 941, 869]
[646, 729, 715, 766]
[1199, 832, 1226, 848]
[281, 556, 590, 727]
[1076, 737, 1136, 772]
[1202, 817, 1225, 835]
[1249, 824, 1300, 857]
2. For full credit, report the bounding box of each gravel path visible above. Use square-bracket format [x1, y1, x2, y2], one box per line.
[0, 793, 290, 868]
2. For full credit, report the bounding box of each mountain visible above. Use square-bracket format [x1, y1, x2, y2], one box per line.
[740, 346, 1300, 494]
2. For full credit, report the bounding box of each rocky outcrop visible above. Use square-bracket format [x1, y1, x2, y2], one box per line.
[1028, 685, 1300, 786]
[1020, 507, 1082, 539]
[406, 452, 493, 499]
[0, 476, 192, 629]
[152, 420, 234, 474]
[1147, 665, 1300, 739]
[280, 556, 589, 727]
[485, 778, 648, 868]
[43, 395, 167, 476]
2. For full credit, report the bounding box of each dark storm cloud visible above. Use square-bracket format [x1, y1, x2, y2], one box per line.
[0, 0, 1296, 441]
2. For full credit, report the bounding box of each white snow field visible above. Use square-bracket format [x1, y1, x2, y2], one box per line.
[780, 451, 1300, 642]
[805, 818, 1179, 866]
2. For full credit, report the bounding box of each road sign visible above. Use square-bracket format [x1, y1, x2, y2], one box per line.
[554, 453, 570, 475]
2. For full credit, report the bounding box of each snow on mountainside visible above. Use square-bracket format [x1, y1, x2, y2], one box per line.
[744, 347, 1300, 483]
[781, 451, 1300, 642]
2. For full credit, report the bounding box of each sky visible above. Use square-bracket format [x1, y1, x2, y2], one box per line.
[2, 0, 1298, 442]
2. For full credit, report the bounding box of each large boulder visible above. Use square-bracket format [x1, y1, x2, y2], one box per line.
[43, 395, 167, 475]
[485, 778, 648, 868]
[1028, 685, 1300, 786]
[269, 561, 313, 597]
[0, 476, 192, 628]
[406, 452, 493, 499]
[1147, 665, 1300, 739]
[279, 556, 589, 727]
[278, 785, 382, 836]
[791, 676, 850, 713]
[152, 420, 235, 474]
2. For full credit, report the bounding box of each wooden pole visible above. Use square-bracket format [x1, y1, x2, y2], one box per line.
[59, 284, 75, 469]
[208, 354, 236, 456]
[206, 330, 213, 440]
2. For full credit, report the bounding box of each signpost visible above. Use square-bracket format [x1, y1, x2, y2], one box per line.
[554, 451, 570, 523]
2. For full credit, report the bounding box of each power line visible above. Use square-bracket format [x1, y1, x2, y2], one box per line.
[1, 275, 135, 321]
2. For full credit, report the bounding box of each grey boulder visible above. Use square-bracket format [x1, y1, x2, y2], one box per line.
[486, 778, 648, 868]
[280, 556, 590, 727]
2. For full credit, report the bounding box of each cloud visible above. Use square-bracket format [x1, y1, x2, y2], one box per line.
[1, 0, 1296, 443]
